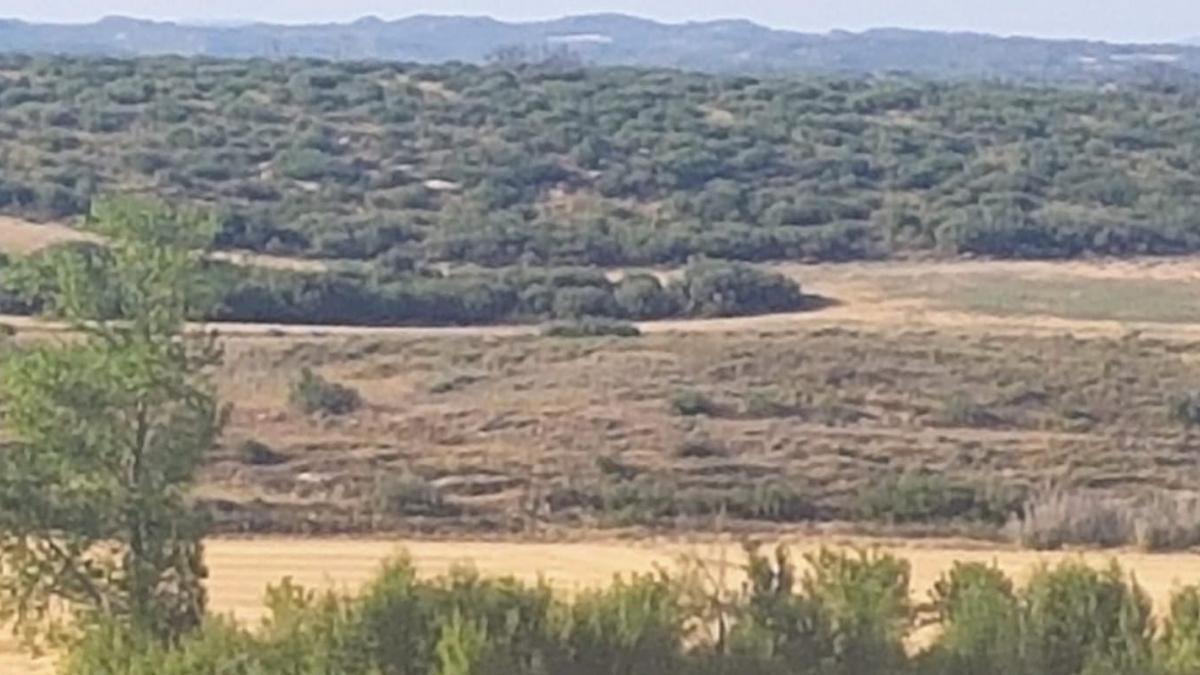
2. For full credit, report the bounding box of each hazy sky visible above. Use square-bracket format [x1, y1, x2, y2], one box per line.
[3, 0, 1198, 43]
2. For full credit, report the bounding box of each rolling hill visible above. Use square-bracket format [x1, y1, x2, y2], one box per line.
[2, 14, 1200, 83]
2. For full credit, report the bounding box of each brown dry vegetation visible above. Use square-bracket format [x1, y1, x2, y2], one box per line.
[200, 317, 1200, 536]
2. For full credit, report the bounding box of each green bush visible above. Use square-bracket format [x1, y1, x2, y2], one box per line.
[62, 617, 261, 675]
[921, 563, 1021, 675]
[372, 472, 448, 516]
[679, 261, 806, 318]
[238, 438, 287, 466]
[1159, 586, 1200, 675]
[676, 436, 729, 459]
[801, 548, 912, 675]
[288, 367, 363, 416]
[540, 318, 642, 338]
[561, 573, 685, 675]
[669, 389, 720, 417]
[857, 473, 1022, 526]
[1168, 392, 1200, 427]
[728, 545, 832, 670]
[1019, 560, 1154, 675]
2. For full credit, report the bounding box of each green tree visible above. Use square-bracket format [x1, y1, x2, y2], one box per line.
[0, 197, 225, 647]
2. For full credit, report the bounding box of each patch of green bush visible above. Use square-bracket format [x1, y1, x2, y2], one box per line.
[669, 389, 720, 417]
[371, 472, 448, 517]
[288, 367, 363, 416]
[238, 439, 287, 466]
[540, 318, 642, 338]
[858, 473, 1024, 526]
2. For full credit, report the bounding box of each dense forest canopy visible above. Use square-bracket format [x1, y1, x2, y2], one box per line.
[2, 54, 1200, 273]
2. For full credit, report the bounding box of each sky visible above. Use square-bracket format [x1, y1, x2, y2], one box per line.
[2, 0, 1198, 44]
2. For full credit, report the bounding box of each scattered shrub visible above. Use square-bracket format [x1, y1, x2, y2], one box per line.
[1168, 392, 1200, 427]
[372, 472, 447, 516]
[739, 390, 799, 419]
[858, 473, 1023, 526]
[289, 367, 363, 416]
[676, 436, 729, 459]
[669, 389, 720, 417]
[937, 391, 1000, 428]
[428, 372, 486, 394]
[1014, 489, 1200, 552]
[238, 439, 287, 466]
[540, 318, 642, 338]
[1012, 489, 1133, 550]
[1130, 494, 1200, 552]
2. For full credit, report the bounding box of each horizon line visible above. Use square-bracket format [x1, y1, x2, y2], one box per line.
[0, 12, 1195, 47]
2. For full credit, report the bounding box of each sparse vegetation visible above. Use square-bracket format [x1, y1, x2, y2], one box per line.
[180, 320, 1200, 539]
[540, 318, 642, 338]
[669, 389, 720, 417]
[371, 472, 448, 517]
[238, 439, 287, 466]
[288, 367, 363, 416]
[1013, 490, 1200, 552]
[858, 473, 1023, 526]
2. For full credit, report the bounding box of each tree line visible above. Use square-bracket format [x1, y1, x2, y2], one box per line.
[0, 241, 809, 327]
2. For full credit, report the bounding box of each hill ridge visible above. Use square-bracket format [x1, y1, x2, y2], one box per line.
[3, 13, 1200, 82]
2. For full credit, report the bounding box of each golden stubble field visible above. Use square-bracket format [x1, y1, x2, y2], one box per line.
[10, 536, 1200, 673]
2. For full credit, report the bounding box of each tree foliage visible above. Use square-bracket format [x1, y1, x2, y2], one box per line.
[0, 197, 225, 646]
[2, 55, 1200, 270]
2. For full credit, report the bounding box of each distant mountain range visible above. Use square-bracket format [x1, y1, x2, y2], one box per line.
[3, 13, 1200, 83]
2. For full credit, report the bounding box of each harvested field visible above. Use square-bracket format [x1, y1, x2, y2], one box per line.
[9, 536, 1200, 674]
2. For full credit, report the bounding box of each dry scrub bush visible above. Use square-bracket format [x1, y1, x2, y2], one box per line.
[1014, 489, 1200, 552]
[1011, 489, 1134, 550]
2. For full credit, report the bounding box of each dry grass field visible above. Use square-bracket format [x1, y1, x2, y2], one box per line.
[197, 306, 1200, 536]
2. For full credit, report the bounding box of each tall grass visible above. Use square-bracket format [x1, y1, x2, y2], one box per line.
[1013, 489, 1200, 552]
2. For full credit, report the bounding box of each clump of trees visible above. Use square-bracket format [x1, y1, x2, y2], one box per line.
[2, 247, 809, 327]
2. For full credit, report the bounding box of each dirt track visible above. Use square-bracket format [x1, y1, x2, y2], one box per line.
[8, 257, 1200, 343]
